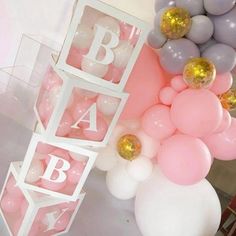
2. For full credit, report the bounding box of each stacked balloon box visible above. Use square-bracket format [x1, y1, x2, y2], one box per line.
[0, 0, 150, 235]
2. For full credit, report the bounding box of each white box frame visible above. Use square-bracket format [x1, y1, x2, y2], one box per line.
[0, 162, 86, 236]
[34, 57, 129, 147]
[56, 0, 151, 92]
[18, 133, 96, 201]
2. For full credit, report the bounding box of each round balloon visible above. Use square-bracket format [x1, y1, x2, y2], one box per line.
[135, 167, 221, 236]
[170, 89, 223, 137]
[204, 0, 235, 15]
[176, 0, 205, 16]
[155, 0, 175, 12]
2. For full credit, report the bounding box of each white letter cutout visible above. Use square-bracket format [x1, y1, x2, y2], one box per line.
[41, 155, 70, 183]
[71, 103, 97, 131]
[85, 25, 119, 65]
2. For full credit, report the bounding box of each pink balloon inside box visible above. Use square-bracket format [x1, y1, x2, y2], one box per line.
[0, 162, 85, 236]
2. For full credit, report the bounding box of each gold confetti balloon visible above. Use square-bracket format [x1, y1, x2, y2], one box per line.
[183, 58, 216, 89]
[160, 7, 192, 39]
[117, 134, 142, 161]
[219, 89, 236, 111]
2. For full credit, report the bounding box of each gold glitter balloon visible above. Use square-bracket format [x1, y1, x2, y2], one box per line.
[183, 58, 216, 89]
[160, 7, 191, 39]
[117, 134, 142, 161]
[219, 89, 236, 111]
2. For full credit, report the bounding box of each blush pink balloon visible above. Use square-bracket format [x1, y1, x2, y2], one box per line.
[170, 89, 223, 137]
[66, 46, 88, 69]
[56, 111, 74, 137]
[36, 143, 56, 155]
[170, 75, 188, 92]
[121, 45, 167, 120]
[6, 176, 24, 199]
[42, 69, 62, 91]
[159, 87, 178, 105]
[1, 194, 22, 213]
[54, 212, 70, 231]
[141, 105, 176, 140]
[203, 118, 236, 161]
[158, 134, 212, 185]
[214, 109, 232, 134]
[210, 72, 233, 95]
[67, 161, 86, 184]
[72, 100, 94, 123]
[83, 116, 108, 141]
[104, 65, 123, 83]
[41, 172, 66, 191]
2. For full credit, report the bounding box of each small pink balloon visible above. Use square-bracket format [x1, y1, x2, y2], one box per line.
[104, 64, 123, 83]
[203, 118, 236, 161]
[66, 46, 88, 69]
[141, 105, 176, 140]
[170, 89, 223, 137]
[67, 161, 86, 184]
[170, 75, 188, 92]
[6, 176, 24, 199]
[56, 111, 74, 137]
[158, 134, 212, 185]
[36, 143, 56, 155]
[210, 72, 233, 95]
[159, 86, 178, 105]
[41, 172, 66, 191]
[59, 201, 78, 211]
[1, 194, 22, 213]
[54, 212, 71, 232]
[83, 116, 108, 141]
[214, 109, 232, 133]
[42, 69, 62, 91]
[121, 45, 167, 120]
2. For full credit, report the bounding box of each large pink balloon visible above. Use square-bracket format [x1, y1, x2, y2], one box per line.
[158, 134, 212, 185]
[203, 118, 236, 161]
[170, 89, 223, 137]
[141, 105, 176, 140]
[120, 45, 167, 120]
[210, 73, 233, 95]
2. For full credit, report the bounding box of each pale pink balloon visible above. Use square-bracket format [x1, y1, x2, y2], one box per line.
[121, 45, 167, 120]
[141, 105, 176, 140]
[41, 172, 66, 191]
[42, 69, 62, 91]
[159, 86, 178, 106]
[214, 109, 232, 133]
[66, 46, 88, 69]
[67, 161, 86, 184]
[54, 212, 70, 232]
[83, 116, 108, 141]
[59, 201, 78, 211]
[170, 89, 223, 137]
[158, 134, 212, 185]
[203, 118, 236, 161]
[104, 64, 123, 83]
[170, 75, 188, 92]
[36, 143, 56, 155]
[6, 176, 24, 199]
[56, 111, 74, 137]
[210, 72, 233, 95]
[1, 194, 22, 213]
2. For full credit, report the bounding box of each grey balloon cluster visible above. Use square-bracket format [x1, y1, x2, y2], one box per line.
[149, 0, 236, 75]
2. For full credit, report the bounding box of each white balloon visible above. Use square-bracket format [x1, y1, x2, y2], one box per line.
[135, 167, 221, 236]
[109, 124, 127, 147]
[95, 146, 118, 171]
[121, 119, 141, 131]
[97, 94, 120, 116]
[73, 24, 94, 49]
[106, 163, 139, 200]
[25, 160, 45, 183]
[113, 41, 134, 68]
[136, 131, 160, 159]
[126, 157, 153, 182]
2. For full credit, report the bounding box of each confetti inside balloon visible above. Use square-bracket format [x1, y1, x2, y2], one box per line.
[160, 7, 192, 39]
[219, 89, 236, 111]
[117, 134, 141, 161]
[183, 58, 216, 89]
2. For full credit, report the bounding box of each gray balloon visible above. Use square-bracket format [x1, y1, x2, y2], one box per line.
[198, 38, 217, 53]
[155, 0, 175, 13]
[154, 7, 170, 27]
[159, 38, 200, 74]
[204, 0, 235, 15]
[148, 29, 167, 49]
[210, 6, 236, 48]
[186, 15, 214, 44]
[202, 43, 236, 74]
[176, 0, 205, 16]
